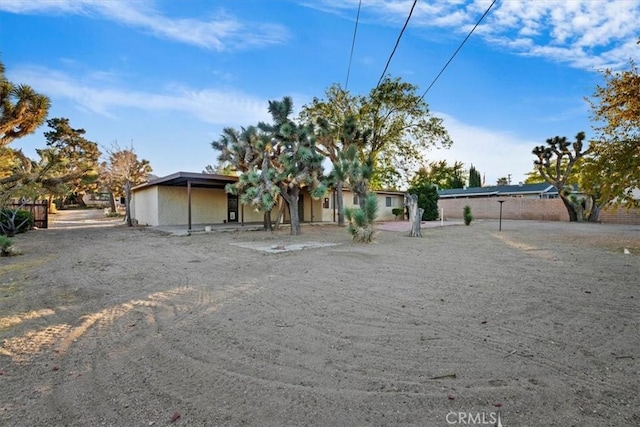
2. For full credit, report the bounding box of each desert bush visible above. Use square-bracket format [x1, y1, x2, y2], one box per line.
[344, 193, 378, 243]
[0, 209, 34, 236]
[463, 205, 473, 226]
[0, 235, 14, 256]
[391, 208, 404, 219]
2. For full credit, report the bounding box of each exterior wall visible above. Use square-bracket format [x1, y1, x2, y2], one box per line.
[278, 191, 324, 223]
[599, 206, 640, 225]
[132, 186, 160, 226]
[375, 193, 405, 221]
[317, 189, 405, 222]
[439, 196, 640, 224]
[154, 187, 225, 225]
[155, 186, 265, 225]
[239, 204, 267, 223]
[438, 197, 570, 222]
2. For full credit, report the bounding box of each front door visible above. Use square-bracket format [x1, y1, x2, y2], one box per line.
[227, 194, 238, 223]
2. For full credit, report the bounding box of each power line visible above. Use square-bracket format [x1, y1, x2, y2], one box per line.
[345, 0, 363, 91]
[420, 0, 497, 101]
[377, 0, 418, 88]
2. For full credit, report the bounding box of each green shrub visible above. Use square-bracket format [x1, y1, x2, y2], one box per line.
[463, 205, 473, 226]
[391, 208, 404, 219]
[0, 235, 14, 256]
[407, 182, 439, 221]
[344, 193, 378, 243]
[0, 209, 34, 236]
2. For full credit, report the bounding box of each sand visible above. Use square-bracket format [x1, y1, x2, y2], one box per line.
[0, 209, 638, 426]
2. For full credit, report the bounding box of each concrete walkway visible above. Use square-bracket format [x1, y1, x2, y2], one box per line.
[151, 219, 465, 236]
[375, 219, 464, 232]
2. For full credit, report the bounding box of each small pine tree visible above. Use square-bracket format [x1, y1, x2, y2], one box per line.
[463, 205, 473, 226]
[344, 193, 378, 243]
[469, 164, 482, 187]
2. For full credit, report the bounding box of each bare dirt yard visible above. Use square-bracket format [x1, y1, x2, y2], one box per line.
[1, 210, 639, 426]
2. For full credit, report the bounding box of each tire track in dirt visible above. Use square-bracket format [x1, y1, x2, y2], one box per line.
[2, 221, 638, 426]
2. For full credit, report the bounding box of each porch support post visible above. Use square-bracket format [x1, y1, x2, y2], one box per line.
[187, 180, 192, 231]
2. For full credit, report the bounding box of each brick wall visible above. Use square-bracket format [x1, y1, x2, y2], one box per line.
[599, 206, 640, 225]
[438, 197, 569, 222]
[438, 197, 640, 224]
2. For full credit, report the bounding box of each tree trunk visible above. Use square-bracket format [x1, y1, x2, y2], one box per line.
[108, 192, 117, 214]
[77, 192, 87, 208]
[124, 181, 133, 226]
[289, 199, 301, 236]
[281, 186, 301, 235]
[263, 210, 273, 231]
[587, 195, 601, 223]
[405, 194, 423, 237]
[47, 195, 57, 214]
[560, 194, 580, 222]
[357, 187, 366, 210]
[336, 181, 345, 226]
[273, 198, 285, 230]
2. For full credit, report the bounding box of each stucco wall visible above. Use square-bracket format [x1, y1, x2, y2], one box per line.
[131, 186, 159, 226]
[239, 203, 269, 223]
[156, 187, 239, 225]
[317, 190, 404, 222]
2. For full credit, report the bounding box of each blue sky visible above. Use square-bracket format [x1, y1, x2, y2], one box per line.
[1, 0, 639, 187]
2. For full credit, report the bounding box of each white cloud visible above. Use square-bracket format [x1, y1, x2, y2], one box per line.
[0, 0, 289, 51]
[427, 113, 537, 186]
[11, 66, 273, 126]
[309, 0, 640, 71]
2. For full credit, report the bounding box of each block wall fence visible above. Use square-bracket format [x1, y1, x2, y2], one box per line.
[437, 197, 640, 225]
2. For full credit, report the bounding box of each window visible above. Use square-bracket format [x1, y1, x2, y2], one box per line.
[323, 198, 329, 209]
[353, 196, 359, 205]
[385, 196, 393, 207]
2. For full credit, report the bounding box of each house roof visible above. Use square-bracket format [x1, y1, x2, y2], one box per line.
[132, 171, 238, 191]
[438, 183, 557, 198]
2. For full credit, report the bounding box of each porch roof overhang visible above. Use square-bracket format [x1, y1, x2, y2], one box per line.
[133, 171, 238, 191]
[132, 171, 240, 231]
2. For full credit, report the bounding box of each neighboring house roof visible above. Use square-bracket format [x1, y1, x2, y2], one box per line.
[438, 183, 557, 199]
[132, 171, 238, 191]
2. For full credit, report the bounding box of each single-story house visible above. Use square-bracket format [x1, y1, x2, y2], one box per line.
[438, 183, 560, 199]
[131, 171, 405, 229]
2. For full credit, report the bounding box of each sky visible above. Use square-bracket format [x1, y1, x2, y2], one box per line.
[1, 0, 639, 188]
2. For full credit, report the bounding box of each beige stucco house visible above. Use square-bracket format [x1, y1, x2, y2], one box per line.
[131, 172, 405, 229]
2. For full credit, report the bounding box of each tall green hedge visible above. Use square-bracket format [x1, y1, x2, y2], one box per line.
[407, 181, 439, 221]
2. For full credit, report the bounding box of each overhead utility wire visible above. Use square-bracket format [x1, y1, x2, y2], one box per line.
[344, 0, 363, 91]
[376, 0, 418, 88]
[420, 0, 497, 100]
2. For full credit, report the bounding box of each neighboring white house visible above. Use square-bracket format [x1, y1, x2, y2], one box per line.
[131, 172, 406, 229]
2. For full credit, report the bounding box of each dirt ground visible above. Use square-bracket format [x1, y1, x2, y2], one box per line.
[1, 210, 638, 427]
